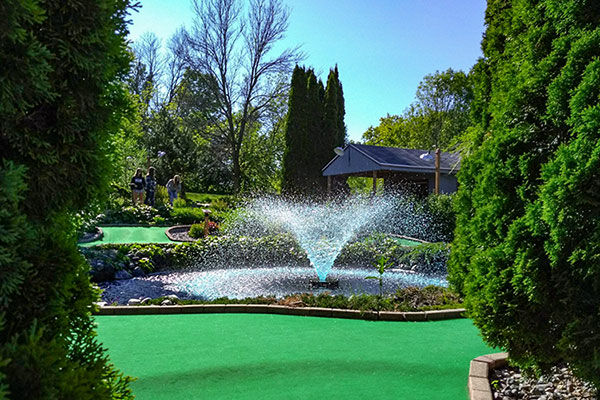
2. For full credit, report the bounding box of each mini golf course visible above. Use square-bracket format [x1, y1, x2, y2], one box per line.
[390, 236, 425, 247]
[97, 314, 494, 399]
[80, 226, 175, 246]
[81, 226, 425, 247]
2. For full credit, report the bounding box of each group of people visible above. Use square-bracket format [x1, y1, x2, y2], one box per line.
[130, 168, 182, 206]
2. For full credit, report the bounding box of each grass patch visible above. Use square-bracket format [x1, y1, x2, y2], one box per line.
[185, 192, 233, 204]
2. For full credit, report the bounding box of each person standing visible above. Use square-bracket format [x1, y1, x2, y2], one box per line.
[144, 167, 157, 207]
[130, 168, 145, 205]
[166, 175, 182, 206]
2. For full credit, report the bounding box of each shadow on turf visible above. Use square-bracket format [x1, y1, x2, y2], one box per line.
[135, 358, 455, 390]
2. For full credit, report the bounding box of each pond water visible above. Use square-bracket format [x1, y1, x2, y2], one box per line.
[99, 266, 447, 304]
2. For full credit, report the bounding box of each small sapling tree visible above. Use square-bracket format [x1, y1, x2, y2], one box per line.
[366, 256, 394, 297]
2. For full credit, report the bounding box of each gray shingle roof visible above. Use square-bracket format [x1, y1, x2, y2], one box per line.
[352, 144, 461, 171]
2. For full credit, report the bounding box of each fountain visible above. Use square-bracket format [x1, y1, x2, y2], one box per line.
[97, 194, 449, 304]
[238, 196, 396, 283]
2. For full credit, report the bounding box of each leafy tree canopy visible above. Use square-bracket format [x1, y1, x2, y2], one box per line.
[363, 68, 472, 151]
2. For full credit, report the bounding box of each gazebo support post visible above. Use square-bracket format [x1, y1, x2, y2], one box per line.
[372, 171, 377, 195]
[435, 148, 440, 195]
[327, 175, 331, 195]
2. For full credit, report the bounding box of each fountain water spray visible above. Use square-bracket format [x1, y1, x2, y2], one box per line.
[97, 193, 451, 303]
[229, 195, 397, 282]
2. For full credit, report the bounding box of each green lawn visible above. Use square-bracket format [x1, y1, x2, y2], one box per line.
[80, 226, 174, 246]
[97, 314, 494, 399]
[185, 192, 233, 204]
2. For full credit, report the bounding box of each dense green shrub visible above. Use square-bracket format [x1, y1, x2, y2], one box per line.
[155, 185, 169, 207]
[210, 198, 229, 212]
[188, 223, 204, 239]
[173, 198, 188, 208]
[97, 204, 211, 226]
[170, 207, 206, 225]
[83, 234, 310, 272]
[184, 192, 236, 206]
[423, 194, 455, 242]
[0, 0, 134, 397]
[136, 286, 462, 312]
[337, 235, 449, 275]
[449, 0, 600, 386]
[90, 191, 237, 228]
[0, 163, 34, 397]
[83, 234, 448, 277]
[100, 204, 170, 225]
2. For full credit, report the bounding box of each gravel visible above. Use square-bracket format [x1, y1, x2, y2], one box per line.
[491, 364, 597, 399]
[167, 226, 197, 242]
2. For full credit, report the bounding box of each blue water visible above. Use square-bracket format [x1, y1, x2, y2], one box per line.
[99, 266, 448, 303]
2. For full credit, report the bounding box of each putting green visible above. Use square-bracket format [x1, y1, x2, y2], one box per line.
[392, 237, 423, 246]
[96, 314, 493, 399]
[80, 226, 174, 246]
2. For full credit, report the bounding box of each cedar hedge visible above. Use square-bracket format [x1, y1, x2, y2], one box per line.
[0, 0, 134, 397]
[449, 0, 600, 387]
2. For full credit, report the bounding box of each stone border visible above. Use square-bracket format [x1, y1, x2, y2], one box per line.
[78, 227, 104, 243]
[468, 352, 509, 400]
[93, 305, 465, 321]
[165, 225, 197, 242]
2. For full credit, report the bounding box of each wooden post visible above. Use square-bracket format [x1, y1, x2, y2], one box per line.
[435, 148, 440, 195]
[203, 209, 211, 237]
[327, 175, 331, 195]
[372, 170, 377, 195]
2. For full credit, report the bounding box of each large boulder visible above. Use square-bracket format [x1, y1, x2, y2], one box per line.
[89, 261, 115, 283]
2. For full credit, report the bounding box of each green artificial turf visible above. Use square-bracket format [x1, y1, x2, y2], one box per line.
[391, 237, 423, 246]
[96, 314, 494, 399]
[80, 226, 174, 246]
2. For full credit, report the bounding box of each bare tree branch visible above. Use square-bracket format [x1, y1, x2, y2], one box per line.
[185, 0, 302, 192]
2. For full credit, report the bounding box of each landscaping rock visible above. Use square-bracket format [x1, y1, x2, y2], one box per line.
[490, 364, 597, 400]
[127, 298, 141, 306]
[132, 266, 145, 277]
[89, 262, 115, 283]
[115, 270, 132, 280]
[161, 299, 173, 305]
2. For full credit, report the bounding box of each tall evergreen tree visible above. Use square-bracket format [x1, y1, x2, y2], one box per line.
[282, 66, 309, 194]
[282, 65, 346, 195]
[0, 0, 134, 397]
[305, 70, 326, 192]
[334, 66, 347, 146]
[323, 69, 340, 168]
[449, 0, 600, 387]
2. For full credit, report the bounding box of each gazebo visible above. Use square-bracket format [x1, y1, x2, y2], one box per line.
[322, 144, 461, 195]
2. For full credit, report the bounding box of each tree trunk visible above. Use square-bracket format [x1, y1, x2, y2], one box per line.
[232, 146, 241, 193]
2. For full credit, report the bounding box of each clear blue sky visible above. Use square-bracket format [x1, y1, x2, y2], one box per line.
[127, 0, 486, 142]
